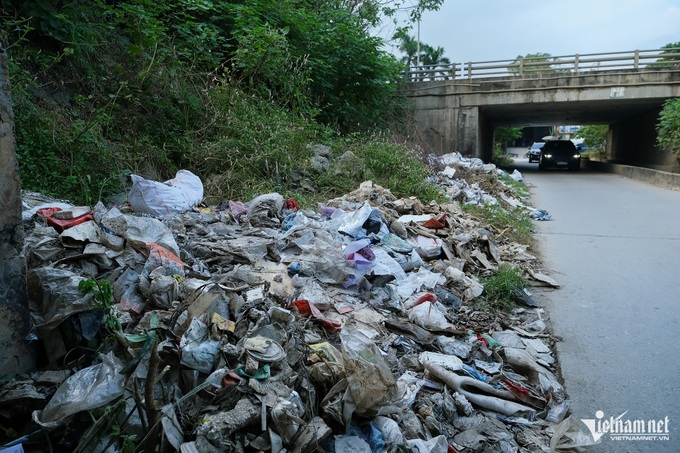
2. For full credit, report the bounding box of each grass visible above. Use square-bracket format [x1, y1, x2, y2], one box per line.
[478, 264, 528, 312]
[462, 203, 533, 245]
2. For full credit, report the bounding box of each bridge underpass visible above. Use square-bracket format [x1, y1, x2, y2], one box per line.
[481, 97, 667, 169]
[402, 50, 680, 171]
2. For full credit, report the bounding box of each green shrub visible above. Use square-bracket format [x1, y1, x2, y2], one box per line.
[657, 98, 680, 160]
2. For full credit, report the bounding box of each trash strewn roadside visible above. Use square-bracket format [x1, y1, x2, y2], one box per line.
[0, 163, 592, 453]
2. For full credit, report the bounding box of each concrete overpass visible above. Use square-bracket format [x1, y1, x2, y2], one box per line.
[402, 49, 680, 171]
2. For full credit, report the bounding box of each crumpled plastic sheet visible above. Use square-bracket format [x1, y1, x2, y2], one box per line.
[101, 207, 180, 256]
[397, 267, 444, 299]
[35, 352, 125, 427]
[549, 416, 597, 452]
[340, 324, 397, 423]
[27, 267, 96, 337]
[405, 435, 449, 453]
[343, 239, 375, 272]
[337, 201, 373, 238]
[247, 193, 284, 227]
[510, 169, 524, 183]
[180, 318, 220, 373]
[531, 209, 553, 221]
[371, 247, 408, 281]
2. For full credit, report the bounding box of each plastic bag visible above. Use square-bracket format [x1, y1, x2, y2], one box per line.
[36, 352, 125, 426]
[549, 416, 597, 452]
[27, 268, 96, 337]
[128, 170, 203, 216]
[340, 324, 397, 423]
[180, 318, 219, 373]
[101, 207, 180, 256]
[247, 193, 284, 227]
[338, 201, 372, 238]
[343, 239, 375, 272]
[405, 435, 449, 453]
[408, 235, 443, 260]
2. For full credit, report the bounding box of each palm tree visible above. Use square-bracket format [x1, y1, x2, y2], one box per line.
[397, 34, 419, 67]
[420, 44, 451, 80]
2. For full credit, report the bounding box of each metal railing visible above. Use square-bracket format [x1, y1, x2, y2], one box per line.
[405, 48, 680, 82]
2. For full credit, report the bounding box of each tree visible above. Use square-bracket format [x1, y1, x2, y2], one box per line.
[420, 43, 450, 66]
[396, 32, 419, 67]
[575, 125, 607, 149]
[657, 98, 680, 161]
[649, 42, 680, 68]
[575, 125, 607, 159]
[494, 127, 522, 151]
[509, 52, 560, 76]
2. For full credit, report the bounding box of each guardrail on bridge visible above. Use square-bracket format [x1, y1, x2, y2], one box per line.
[405, 48, 680, 82]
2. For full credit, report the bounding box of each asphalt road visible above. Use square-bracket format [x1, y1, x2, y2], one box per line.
[510, 149, 680, 452]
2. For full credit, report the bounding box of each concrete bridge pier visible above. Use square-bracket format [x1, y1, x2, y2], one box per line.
[411, 102, 485, 158]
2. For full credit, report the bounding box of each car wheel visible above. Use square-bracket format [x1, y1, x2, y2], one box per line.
[538, 162, 545, 170]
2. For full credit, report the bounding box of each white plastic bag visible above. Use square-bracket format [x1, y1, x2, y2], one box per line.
[36, 352, 125, 426]
[128, 170, 203, 216]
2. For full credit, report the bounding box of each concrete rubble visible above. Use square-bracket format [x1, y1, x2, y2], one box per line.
[0, 157, 595, 452]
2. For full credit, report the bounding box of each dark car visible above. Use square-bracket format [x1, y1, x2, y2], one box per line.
[539, 140, 581, 171]
[527, 142, 545, 163]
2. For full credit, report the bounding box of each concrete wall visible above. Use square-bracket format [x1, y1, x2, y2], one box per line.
[610, 108, 679, 171]
[0, 43, 36, 374]
[584, 159, 680, 190]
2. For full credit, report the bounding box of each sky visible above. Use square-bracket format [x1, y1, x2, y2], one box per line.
[380, 0, 680, 64]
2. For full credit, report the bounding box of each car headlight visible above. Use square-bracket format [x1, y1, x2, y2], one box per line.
[543, 154, 552, 158]
[573, 154, 581, 158]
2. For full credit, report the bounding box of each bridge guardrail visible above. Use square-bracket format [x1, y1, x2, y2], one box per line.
[405, 48, 680, 82]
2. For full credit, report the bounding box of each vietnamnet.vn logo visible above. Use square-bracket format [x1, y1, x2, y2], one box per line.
[581, 410, 670, 442]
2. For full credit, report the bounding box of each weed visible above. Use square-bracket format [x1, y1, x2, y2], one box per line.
[479, 264, 527, 312]
[78, 277, 120, 332]
[498, 172, 530, 199]
[462, 203, 533, 245]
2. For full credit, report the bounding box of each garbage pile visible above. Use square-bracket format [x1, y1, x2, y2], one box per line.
[1, 166, 594, 452]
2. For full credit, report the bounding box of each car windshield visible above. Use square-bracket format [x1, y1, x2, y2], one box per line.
[531, 143, 544, 150]
[543, 141, 576, 153]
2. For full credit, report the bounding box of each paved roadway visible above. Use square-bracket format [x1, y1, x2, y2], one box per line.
[509, 149, 680, 452]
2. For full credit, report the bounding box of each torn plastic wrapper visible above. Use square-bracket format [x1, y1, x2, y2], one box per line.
[397, 267, 444, 299]
[409, 235, 443, 260]
[59, 220, 100, 248]
[343, 239, 375, 272]
[292, 299, 342, 331]
[380, 233, 413, 254]
[371, 247, 408, 282]
[549, 416, 597, 452]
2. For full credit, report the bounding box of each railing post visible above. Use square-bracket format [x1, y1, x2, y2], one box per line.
[466, 62, 472, 80]
[634, 50, 639, 70]
[519, 57, 523, 76]
[574, 54, 579, 73]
